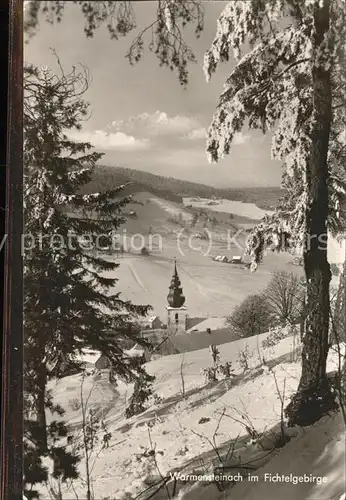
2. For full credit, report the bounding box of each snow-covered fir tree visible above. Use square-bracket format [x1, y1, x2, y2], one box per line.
[24, 0, 204, 86]
[23, 61, 152, 498]
[204, 0, 346, 425]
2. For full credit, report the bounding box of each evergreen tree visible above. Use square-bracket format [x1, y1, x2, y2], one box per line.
[204, 0, 345, 425]
[125, 372, 155, 418]
[24, 61, 151, 497]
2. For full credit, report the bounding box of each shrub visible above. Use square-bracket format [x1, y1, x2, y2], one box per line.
[68, 398, 81, 411]
[203, 346, 235, 383]
[209, 344, 220, 365]
[262, 326, 289, 350]
[152, 393, 163, 405]
[265, 271, 305, 325]
[218, 361, 234, 379]
[228, 293, 273, 338]
[202, 366, 218, 383]
[191, 213, 198, 227]
[237, 343, 253, 372]
[125, 373, 155, 418]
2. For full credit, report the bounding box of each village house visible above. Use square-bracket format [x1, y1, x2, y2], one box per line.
[140, 315, 163, 330]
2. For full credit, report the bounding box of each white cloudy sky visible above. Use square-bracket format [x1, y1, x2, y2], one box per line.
[24, 1, 282, 188]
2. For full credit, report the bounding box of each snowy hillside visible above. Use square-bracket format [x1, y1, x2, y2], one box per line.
[176, 411, 345, 500]
[44, 331, 345, 500]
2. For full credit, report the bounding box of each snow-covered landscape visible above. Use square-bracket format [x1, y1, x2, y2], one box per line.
[44, 330, 346, 500]
[22, 2, 346, 500]
[183, 197, 272, 220]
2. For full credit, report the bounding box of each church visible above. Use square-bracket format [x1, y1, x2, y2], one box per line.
[146, 258, 229, 337]
[137, 258, 240, 358]
[166, 258, 188, 334]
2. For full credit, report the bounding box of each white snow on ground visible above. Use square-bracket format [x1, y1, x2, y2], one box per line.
[183, 196, 345, 265]
[45, 333, 345, 500]
[229, 411, 345, 500]
[183, 197, 272, 220]
[177, 411, 346, 500]
[150, 197, 193, 223]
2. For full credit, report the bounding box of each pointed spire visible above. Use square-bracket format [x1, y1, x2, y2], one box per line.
[167, 258, 186, 308]
[173, 257, 178, 278]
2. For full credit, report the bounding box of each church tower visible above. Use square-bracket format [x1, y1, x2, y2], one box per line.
[166, 259, 187, 334]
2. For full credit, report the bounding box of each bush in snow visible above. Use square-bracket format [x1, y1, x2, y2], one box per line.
[237, 343, 253, 372]
[63, 373, 112, 500]
[265, 271, 305, 326]
[218, 361, 234, 379]
[227, 293, 273, 338]
[152, 393, 163, 406]
[115, 494, 134, 500]
[262, 326, 289, 350]
[125, 372, 155, 418]
[202, 366, 218, 383]
[203, 346, 235, 383]
[68, 398, 81, 412]
[198, 417, 210, 424]
[209, 344, 220, 365]
[176, 445, 189, 455]
[129, 439, 165, 496]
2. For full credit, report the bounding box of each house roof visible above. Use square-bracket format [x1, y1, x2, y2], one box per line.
[186, 317, 205, 330]
[75, 349, 101, 366]
[186, 317, 228, 333]
[148, 315, 160, 322]
[168, 327, 240, 353]
[124, 345, 144, 357]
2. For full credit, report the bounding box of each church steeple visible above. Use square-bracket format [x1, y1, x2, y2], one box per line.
[167, 258, 186, 308]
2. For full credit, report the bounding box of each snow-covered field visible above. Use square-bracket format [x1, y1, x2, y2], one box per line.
[50, 194, 344, 499]
[45, 331, 346, 500]
[183, 197, 345, 265]
[183, 197, 272, 220]
[81, 192, 341, 321]
[150, 197, 193, 223]
[102, 243, 297, 319]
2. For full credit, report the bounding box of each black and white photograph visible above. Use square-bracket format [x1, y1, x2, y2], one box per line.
[22, 1, 345, 499]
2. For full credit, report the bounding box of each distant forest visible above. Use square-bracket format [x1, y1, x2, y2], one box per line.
[81, 165, 283, 210]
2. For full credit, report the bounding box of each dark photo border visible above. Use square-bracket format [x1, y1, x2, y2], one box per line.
[1, 1, 23, 499]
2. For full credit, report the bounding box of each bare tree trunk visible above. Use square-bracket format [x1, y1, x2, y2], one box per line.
[108, 358, 117, 386]
[286, 0, 338, 426]
[180, 354, 186, 398]
[35, 362, 48, 451]
[334, 259, 346, 343]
